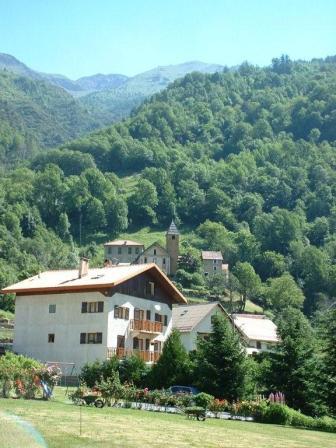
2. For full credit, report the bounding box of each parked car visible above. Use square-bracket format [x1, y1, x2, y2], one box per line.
[169, 385, 199, 395]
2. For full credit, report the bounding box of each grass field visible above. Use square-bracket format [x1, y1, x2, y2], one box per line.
[0, 388, 335, 448]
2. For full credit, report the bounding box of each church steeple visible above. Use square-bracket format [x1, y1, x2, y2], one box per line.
[166, 220, 180, 275]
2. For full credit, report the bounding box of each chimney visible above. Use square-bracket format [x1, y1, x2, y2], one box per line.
[78, 257, 89, 278]
[104, 259, 113, 268]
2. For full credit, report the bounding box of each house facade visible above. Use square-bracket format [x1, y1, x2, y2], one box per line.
[231, 314, 279, 355]
[173, 302, 227, 351]
[132, 220, 180, 276]
[104, 240, 144, 264]
[136, 243, 171, 275]
[173, 303, 279, 355]
[1, 261, 186, 371]
[201, 251, 224, 276]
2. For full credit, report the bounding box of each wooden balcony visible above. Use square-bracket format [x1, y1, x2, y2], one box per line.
[107, 347, 161, 363]
[130, 319, 163, 334]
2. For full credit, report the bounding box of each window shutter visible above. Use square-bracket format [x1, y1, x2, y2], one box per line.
[96, 333, 102, 344]
[164, 315, 168, 326]
[98, 301, 104, 313]
[80, 333, 86, 344]
[81, 302, 87, 313]
[125, 308, 129, 320]
[146, 310, 151, 321]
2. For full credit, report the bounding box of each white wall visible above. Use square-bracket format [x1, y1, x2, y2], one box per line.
[106, 293, 172, 350]
[179, 307, 223, 352]
[14, 291, 173, 371]
[14, 291, 108, 373]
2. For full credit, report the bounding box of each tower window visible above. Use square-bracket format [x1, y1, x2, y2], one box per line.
[172, 235, 175, 240]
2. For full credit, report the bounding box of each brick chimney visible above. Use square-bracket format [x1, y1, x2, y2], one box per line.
[78, 257, 89, 278]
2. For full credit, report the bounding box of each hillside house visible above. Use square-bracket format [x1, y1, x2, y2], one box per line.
[173, 302, 279, 354]
[1, 260, 186, 370]
[104, 240, 144, 264]
[135, 221, 180, 275]
[232, 314, 279, 354]
[201, 251, 224, 276]
[173, 302, 228, 351]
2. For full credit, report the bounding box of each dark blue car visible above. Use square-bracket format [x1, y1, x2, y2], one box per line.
[169, 385, 199, 395]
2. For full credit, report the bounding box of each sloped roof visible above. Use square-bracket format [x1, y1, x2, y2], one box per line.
[201, 251, 223, 260]
[232, 314, 279, 343]
[135, 242, 169, 262]
[166, 220, 179, 235]
[0, 264, 186, 304]
[173, 302, 227, 332]
[104, 239, 144, 246]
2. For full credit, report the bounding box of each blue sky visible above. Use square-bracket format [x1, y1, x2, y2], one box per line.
[0, 0, 335, 79]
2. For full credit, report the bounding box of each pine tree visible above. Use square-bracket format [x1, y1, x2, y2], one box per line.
[194, 314, 247, 400]
[149, 329, 191, 388]
[271, 308, 324, 416]
[320, 307, 336, 416]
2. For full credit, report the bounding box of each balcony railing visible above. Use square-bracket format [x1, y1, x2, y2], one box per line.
[107, 347, 161, 363]
[130, 319, 163, 334]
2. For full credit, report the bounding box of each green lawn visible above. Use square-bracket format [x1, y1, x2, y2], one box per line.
[0, 388, 335, 448]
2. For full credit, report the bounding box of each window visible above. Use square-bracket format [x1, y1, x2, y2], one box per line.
[49, 304, 56, 314]
[114, 305, 129, 320]
[172, 235, 175, 240]
[256, 341, 262, 349]
[144, 257, 147, 263]
[82, 301, 104, 313]
[48, 333, 55, 343]
[146, 310, 151, 321]
[128, 247, 132, 254]
[118, 247, 122, 255]
[153, 341, 161, 352]
[153, 249, 157, 255]
[214, 266, 217, 271]
[155, 313, 162, 323]
[80, 332, 102, 344]
[213, 259, 217, 264]
[134, 308, 145, 321]
[204, 272, 209, 277]
[149, 281, 155, 296]
[117, 335, 125, 348]
[163, 258, 166, 265]
[163, 315, 168, 326]
[145, 338, 150, 350]
[135, 247, 139, 254]
[133, 337, 144, 350]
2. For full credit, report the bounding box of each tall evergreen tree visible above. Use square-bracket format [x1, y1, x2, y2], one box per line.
[149, 329, 191, 388]
[320, 307, 336, 416]
[194, 314, 247, 400]
[270, 308, 324, 416]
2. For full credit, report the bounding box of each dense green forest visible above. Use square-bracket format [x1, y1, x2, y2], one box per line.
[0, 70, 98, 164]
[1, 55, 336, 317]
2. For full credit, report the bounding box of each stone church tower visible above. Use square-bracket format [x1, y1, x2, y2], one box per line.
[166, 220, 180, 275]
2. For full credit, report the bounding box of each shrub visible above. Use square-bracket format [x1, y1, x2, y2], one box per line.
[194, 392, 214, 409]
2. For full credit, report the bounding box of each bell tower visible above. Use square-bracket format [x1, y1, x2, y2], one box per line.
[166, 220, 180, 276]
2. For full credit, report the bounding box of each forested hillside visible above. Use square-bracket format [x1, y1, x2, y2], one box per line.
[0, 70, 99, 164]
[80, 61, 224, 124]
[1, 55, 336, 316]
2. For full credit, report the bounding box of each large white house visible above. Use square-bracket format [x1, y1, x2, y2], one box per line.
[173, 302, 279, 354]
[1, 260, 187, 371]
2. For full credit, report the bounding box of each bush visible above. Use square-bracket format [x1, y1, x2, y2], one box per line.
[194, 392, 214, 409]
[0, 353, 60, 399]
[254, 403, 336, 433]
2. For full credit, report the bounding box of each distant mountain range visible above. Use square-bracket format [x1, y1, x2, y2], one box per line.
[0, 52, 225, 152]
